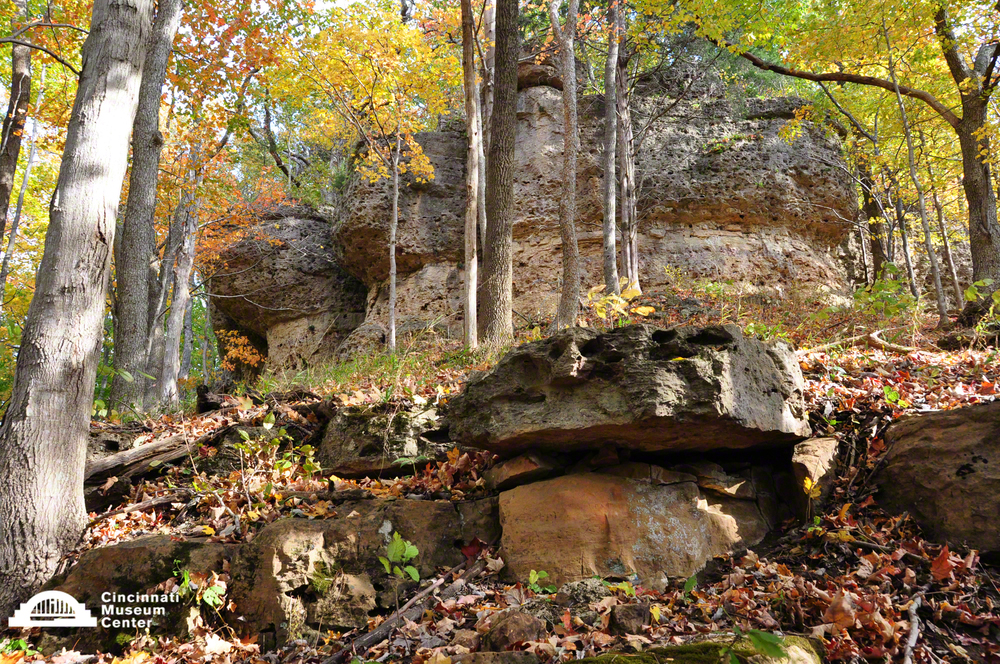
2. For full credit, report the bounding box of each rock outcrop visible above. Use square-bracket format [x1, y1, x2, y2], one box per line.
[873, 401, 1000, 552]
[209, 211, 367, 371]
[447, 324, 810, 457]
[330, 88, 857, 351]
[211, 84, 859, 367]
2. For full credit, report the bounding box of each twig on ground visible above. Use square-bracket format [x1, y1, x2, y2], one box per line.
[902, 593, 924, 664]
[87, 490, 194, 527]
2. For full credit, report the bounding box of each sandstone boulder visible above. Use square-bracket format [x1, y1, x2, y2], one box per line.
[228, 497, 497, 644]
[482, 611, 546, 651]
[873, 402, 1000, 551]
[499, 472, 772, 590]
[448, 324, 810, 457]
[209, 213, 367, 371]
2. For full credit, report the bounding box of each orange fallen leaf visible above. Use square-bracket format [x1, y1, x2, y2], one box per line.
[823, 589, 857, 629]
[931, 544, 955, 581]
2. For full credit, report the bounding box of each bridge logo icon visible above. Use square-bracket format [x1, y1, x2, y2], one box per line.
[8, 591, 97, 628]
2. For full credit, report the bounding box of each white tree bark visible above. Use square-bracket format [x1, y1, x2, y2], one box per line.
[601, 0, 619, 294]
[0, 0, 153, 620]
[461, 0, 480, 349]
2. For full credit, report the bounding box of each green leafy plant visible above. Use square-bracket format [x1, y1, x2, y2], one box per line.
[682, 574, 697, 600]
[718, 625, 788, 663]
[527, 569, 557, 594]
[853, 264, 915, 318]
[744, 321, 789, 340]
[380, 532, 420, 582]
[0, 638, 38, 656]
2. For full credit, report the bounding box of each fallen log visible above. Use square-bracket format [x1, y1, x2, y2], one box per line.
[84, 426, 234, 484]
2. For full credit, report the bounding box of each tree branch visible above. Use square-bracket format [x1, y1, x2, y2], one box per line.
[708, 38, 961, 129]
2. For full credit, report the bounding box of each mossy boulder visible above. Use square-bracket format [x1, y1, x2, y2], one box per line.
[318, 402, 451, 477]
[577, 636, 824, 664]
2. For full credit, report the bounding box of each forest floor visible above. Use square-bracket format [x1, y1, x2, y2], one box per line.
[4, 283, 1000, 664]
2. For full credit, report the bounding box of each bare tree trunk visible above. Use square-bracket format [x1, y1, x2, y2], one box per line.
[110, 0, 182, 411]
[480, 0, 519, 346]
[616, 48, 639, 292]
[461, 0, 479, 350]
[159, 192, 199, 405]
[388, 136, 400, 353]
[0, 67, 44, 303]
[885, 25, 948, 326]
[600, 0, 619, 295]
[179, 291, 194, 381]
[0, 0, 31, 234]
[859, 163, 889, 279]
[144, 197, 183, 406]
[0, 0, 152, 620]
[930, 183, 963, 306]
[893, 192, 920, 298]
[548, 0, 581, 330]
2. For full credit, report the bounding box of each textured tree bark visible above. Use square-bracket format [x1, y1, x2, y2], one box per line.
[859, 164, 888, 280]
[600, 0, 619, 295]
[0, 66, 43, 304]
[110, 0, 183, 411]
[388, 136, 400, 353]
[461, 0, 479, 350]
[0, 0, 31, 235]
[179, 291, 194, 381]
[0, 0, 153, 621]
[548, 0, 581, 330]
[479, 0, 518, 346]
[930, 183, 964, 307]
[144, 204, 182, 407]
[159, 192, 199, 405]
[616, 49, 639, 292]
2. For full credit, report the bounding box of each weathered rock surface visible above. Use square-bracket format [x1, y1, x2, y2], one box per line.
[41, 536, 234, 653]
[209, 212, 367, 371]
[791, 437, 839, 519]
[211, 83, 859, 368]
[499, 472, 772, 590]
[484, 453, 559, 491]
[577, 637, 824, 664]
[482, 611, 546, 651]
[873, 402, 1000, 551]
[448, 324, 810, 457]
[329, 88, 857, 349]
[318, 403, 449, 477]
[228, 497, 498, 643]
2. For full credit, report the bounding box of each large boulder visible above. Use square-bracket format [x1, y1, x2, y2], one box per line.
[447, 324, 810, 457]
[40, 536, 234, 653]
[227, 497, 498, 645]
[873, 401, 1000, 552]
[499, 470, 772, 589]
[209, 211, 367, 371]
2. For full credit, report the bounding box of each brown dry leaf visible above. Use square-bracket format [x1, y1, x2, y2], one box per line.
[823, 589, 857, 628]
[931, 544, 956, 581]
[204, 633, 233, 655]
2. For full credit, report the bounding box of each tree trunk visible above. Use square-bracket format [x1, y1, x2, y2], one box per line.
[109, 0, 183, 411]
[893, 193, 920, 298]
[144, 197, 183, 407]
[461, 0, 479, 350]
[0, 0, 31, 235]
[0, 67, 44, 304]
[479, 0, 519, 346]
[0, 0, 152, 620]
[600, 0, 619, 295]
[885, 28, 948, 325]
[616, 48, 639, 292]
[549, 0, 581, 330]
[159, 192, 199, 405]
[859, 163, 888, 279]
[388, 137, 400, 353]
[179, 291, 194, 381]
[930, 183, 963, 307]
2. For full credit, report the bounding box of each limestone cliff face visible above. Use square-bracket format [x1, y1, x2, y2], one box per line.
[211, 87, 859, 367]
[333, 88, 857, 343]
